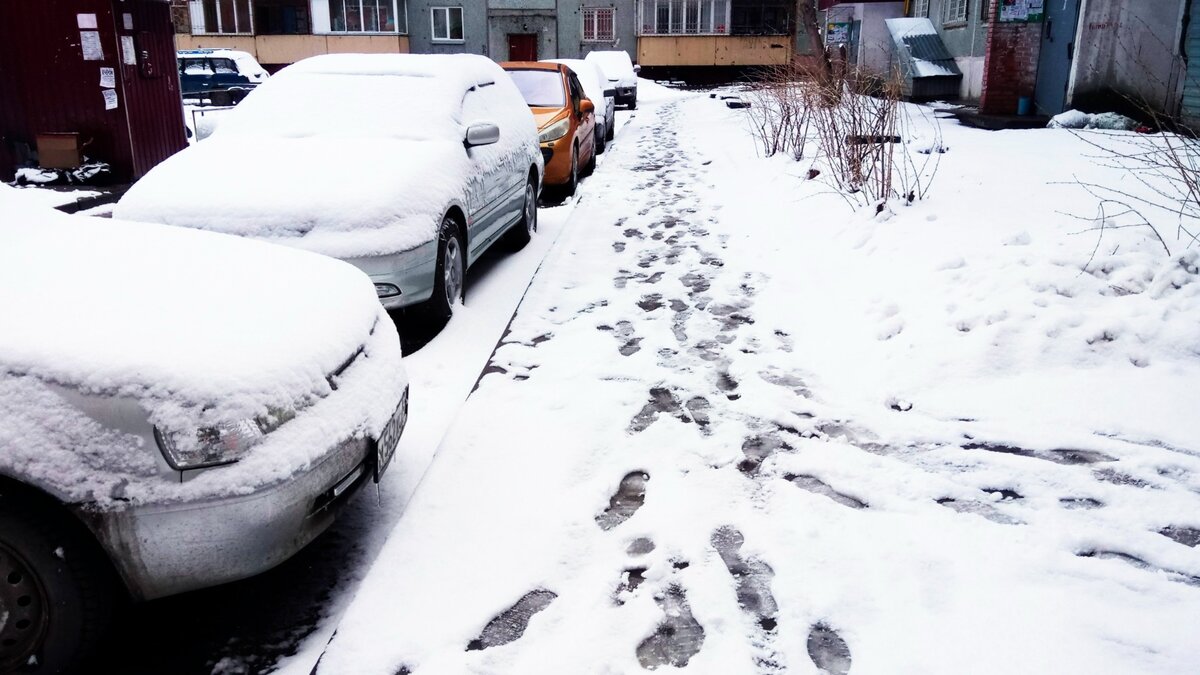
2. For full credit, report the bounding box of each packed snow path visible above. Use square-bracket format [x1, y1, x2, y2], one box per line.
[316, 92, 1200, 674]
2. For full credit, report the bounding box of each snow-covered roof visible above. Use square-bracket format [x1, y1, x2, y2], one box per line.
[886, 17, 962, 81]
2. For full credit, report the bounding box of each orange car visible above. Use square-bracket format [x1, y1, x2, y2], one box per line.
[502, 61, 596, 196]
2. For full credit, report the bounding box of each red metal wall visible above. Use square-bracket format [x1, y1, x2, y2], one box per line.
[118, 0, 189, 178]
[0, 0, 186, 182]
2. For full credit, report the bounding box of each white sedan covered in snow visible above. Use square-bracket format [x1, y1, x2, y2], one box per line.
[0, 187, 408, 671]
[117, 53, 543, 319]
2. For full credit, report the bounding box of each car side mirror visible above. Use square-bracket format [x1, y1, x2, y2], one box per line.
[465, 122, 500, 147]
[633, 64, 641, 74]
[580, 99, 595, 115]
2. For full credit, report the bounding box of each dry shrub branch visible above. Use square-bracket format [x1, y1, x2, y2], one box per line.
[745, 59, 942, 212]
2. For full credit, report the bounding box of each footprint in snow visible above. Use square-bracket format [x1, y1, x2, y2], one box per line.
[596, 471, 649, 531]
[466, 589, 557, 651]
[597, 321, 642, 356]
[807, 623, 852, 674]
[712, 526, 778, 629]
[1160, 526, 1200, 547]
[739, 431, 793, 476]
[786, 475, 868, 510]
[636, 584, 705, 670]
[628, 387, 691, 433]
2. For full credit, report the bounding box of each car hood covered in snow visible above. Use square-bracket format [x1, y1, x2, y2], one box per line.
[115, 135, 468, 258]
[1, 186, 384, 408]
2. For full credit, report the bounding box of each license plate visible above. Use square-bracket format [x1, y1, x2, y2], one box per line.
[375, 389, 407, 482]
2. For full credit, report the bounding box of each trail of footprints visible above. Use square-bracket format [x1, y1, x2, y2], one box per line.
[460, 101, 1199, 672]
[606, 103, 852, 672]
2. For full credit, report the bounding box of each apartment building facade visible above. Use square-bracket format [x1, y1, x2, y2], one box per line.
[170, 0, 641, 69]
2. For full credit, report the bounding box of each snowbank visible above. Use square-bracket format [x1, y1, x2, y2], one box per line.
[1049, 109, 1139, 131]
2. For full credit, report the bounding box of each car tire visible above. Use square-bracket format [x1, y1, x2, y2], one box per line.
[629, 96, 637, 111]
[583, 141, 597, 177]
[563, 146, 579, 197]
[0, 492, 117, 674]
[428, 215, 464, 321]
[606, 118, 615, 142]
[503, 177, 538, 251]
[596, 126, 606, 155]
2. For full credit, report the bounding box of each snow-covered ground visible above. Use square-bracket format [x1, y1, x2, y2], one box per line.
[309, 80, 1200, 674]
[6, 185, 101, 209]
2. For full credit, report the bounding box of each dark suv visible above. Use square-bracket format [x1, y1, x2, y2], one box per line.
[178, 49, 269, 104]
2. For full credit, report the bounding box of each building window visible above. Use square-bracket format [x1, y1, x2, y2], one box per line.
[256, 0, 310, 35]
[583, 7, 616, 42]
[431, 6, 464, 41]
[730, 1, 790, 35]
[639, 0, 729, 35]
[329, 0, 407, 33]
[944, 0, 968, 24]
[191, 0, 252, 34]
[912, 0, 930, 17]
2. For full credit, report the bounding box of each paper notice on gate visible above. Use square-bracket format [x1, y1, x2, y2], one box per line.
[80, 31, 104, 61]
[123, 13, 134, 31]
[102, 89, 118, 111]
[99, 67, 116, 88]
[77, 13, 97, 29]
[121, 36, 136, 65]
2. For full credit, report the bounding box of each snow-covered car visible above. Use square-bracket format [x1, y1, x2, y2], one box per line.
[0, 187, 408, 671]
[585, 50, 639, 109]
[544, 58, 616, 152]
[178, 48, 269, 104]
[118, 54, 543, 319]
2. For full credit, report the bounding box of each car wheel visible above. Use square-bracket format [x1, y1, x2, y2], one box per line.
[629, 96, 637, 111]
[606, 118, 615, 142]
[429, 215, 464, 321]
[595, 125, 606, 155]
[504, 177, 538, 251]
[564, 146, 579, 197]
[0, 494, 116, 673]
[583, 140, 597, 176]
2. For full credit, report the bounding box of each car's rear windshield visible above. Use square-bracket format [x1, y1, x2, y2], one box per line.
[507, 69, 565, 107]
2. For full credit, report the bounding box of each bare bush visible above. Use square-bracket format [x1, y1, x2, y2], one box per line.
[744, 60, 942, 212]
[1067, 121, 1200, 259]
[744, 63, 810, 160]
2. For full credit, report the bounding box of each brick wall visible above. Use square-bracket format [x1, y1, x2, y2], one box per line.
[979, 0, 1041, 115]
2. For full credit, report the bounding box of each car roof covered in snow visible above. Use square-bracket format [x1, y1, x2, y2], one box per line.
[0, 185, 382, 406]
[585, 50, 635, 77]
[212, 53, 506, 142]
[177, 49, 268, 76]
[543, 58, 609, 104]
[284, 52, 502, 87]
[115, 52, 540, 259]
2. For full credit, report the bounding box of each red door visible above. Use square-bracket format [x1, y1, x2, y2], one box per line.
[508, 34, 538, 61]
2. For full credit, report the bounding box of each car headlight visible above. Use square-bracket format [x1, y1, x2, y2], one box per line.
[154, 409, 293, 470]
[538, 118, 570, 143]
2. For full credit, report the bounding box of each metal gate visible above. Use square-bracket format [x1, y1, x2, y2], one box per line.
[1182, 0, 1200, 124]
[1034, 0, 1082, 115]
